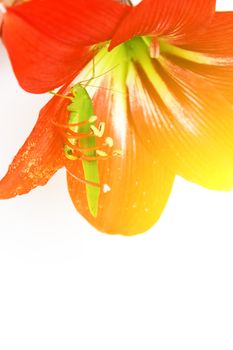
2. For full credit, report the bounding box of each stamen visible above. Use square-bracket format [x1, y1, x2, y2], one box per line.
[90, 122, 105, 137]
[53, 117, 96, 129]
[113, 150, 123, 156]
[66, 169, 100, 188]
[64, 130, 93, 139]
[149, 37, 160, 59]
[54, 115, 121, 162]
[99, 122, 105, 136]
[89, 115, 98, 123]
[104, 137, 114, 147]
[96, 150, 108, 157]
[67, 169, 113, 193]
[81, 155, 111, 161]
[67, 168, 113, 196]
[79, 151, 121, 161]
[66, 141, 102, 152]
[65, 140, 80, 150]
[66, 139, 115, 154]
[64, 145, 79, 161]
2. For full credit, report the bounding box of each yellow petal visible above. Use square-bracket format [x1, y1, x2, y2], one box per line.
[66, 73, 174, 235]
[129, 56, 233, 190]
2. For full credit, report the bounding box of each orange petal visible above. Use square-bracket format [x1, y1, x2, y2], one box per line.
[110, 0, 216, 49]
[161, 54, 233, 106]
[66, 74, 174, 235]
[129, 57, 233, 190]
[0, 94, 67, 199]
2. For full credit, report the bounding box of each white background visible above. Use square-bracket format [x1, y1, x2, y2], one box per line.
[0, 0, 233, 349]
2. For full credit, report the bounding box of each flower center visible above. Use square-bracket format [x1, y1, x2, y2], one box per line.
[68, 34, 218, 147]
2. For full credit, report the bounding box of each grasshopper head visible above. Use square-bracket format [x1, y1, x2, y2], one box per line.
[71, 84, 86, 97]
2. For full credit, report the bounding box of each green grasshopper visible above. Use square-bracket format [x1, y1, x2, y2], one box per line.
[51, 70, 121, 218]
[64, 84, 103, 218]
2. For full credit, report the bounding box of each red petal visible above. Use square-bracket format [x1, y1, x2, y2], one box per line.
[130, 57, 233, 190]
[3, 13, 92, 93]
[8, 0, 130, 46]
[0, 94, 67, 199]
[110, 0, 216, 49]
[66, 74, 174, 235]
[180, 12, 233, 56]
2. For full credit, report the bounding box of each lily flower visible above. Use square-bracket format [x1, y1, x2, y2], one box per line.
[1, 0, 233, 235]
